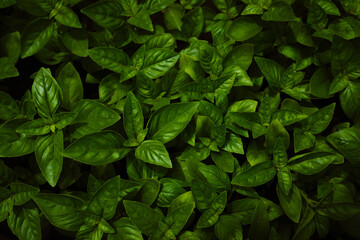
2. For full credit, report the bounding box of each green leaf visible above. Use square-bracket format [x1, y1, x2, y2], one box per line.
[199, 165, 230, 192]
[222, 133, 244, 155]
[0, 0, 15, 8]
[0, 91, 19, 120]
[223, 44, 254, 71]
[0, 31, 20, 63]
[123, 200, 164, 236]
[277, 167, 292, 196]
[53, 112, 78, 129]
[127, 8, 154, 31]
[145, 33, 176, 50]
[262, 1, 296, 21]
[0, 57, 18, 80]
[16, 118, 50, 135]
[21, 19, 54, 58]
[157, 178, 186, 207]
[142, 49, 179, 79]
[70, 99, 121, 138]
[302, 103, 335, 134]
[327, 126, 360, 164]
[288, 152, 338, 175]
[35, 131, 63, 187]
[265, 119, 290, 154]
[87, 176, 120, 220]
[8, 183, 39, 206]
[148, 102, 199, 144]
[63, 131, 129, 165]
[0, 119, 35, 157]
[163, 3, 184, 31]
[182, 7, 204, 38]
[232, 161, 276, 187]
[214, 215, 243, 240]
[319, 202, 360, 221]
[255, 57, 284, 90]
[32, 193, 86, 231]
[81, 0, 124, 29]
[227, 17, 263, 42]
[310, 68, 332, 98]
[340, 80, 360, 120]
[16, 0, 53, 16]
[32, 68, 63, 118]
[271, 109, 307, 126]
[136, 178, 161, 206]
[211, 151, 235, 173]
[54, 6, 82, 28]
[135, 140, 172, 168]
[108, 217, 143, 240]
[57, 62, 84, 111]
[124, 92, 144, 139]
[191, 179, 217, 212]
[249, 200, 269, 240]
[61, 29, 88, 57]
[164, 203, 195, 235]
[273, 138, 288, 168]
[88, 47, 131, 74]
[7, 206, 41, 240]
[197, 191, 227, 228]
[293, 128, 316, 153]
[276, 184, 302, 223]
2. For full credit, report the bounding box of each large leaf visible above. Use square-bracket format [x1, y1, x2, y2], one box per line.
[135, 140, 172, 168]
[63, 131, 129, 165]
[32, 193, 86, 231]
[70, 99, 121, 138]
[21, 19, 54, 58]
[231, 161, 276, 187]
[142, 49, 179, 79]
[7, 206, 41, 240]
[147, 102, 199, 143]
[81, 0, 124, 29]
[123, 200, 164, 236]
[87, 176, 120, 220]
[123, 92, 144, 139]
[88, 47, 131, 73]
[35, 131, 63, 187]
[32, 68, 63, 118]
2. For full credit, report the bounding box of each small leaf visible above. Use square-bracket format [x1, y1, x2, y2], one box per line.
[135, 140, 172, 168]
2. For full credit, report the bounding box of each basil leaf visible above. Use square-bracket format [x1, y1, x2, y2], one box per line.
[232, 161, 276, 187]
[32, 68, 63, 118]
[148, 102, 199, 144]
[35, 131, 63, 187]
[63, 131, 129, 165]
[135, 140, 172, 168]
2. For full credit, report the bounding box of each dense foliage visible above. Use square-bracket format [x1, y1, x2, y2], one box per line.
[1, 0, 360, 239]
